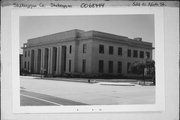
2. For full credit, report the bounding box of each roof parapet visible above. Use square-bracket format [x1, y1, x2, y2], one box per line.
[134, 37, 142, 41]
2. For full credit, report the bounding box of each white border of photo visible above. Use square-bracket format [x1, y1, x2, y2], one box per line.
[11, 7, 165, 113]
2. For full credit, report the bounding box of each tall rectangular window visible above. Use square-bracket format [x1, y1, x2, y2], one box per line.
[25, 51, 27, 57]
[82, 59, 86, 73]
[133, 50, 138, 58]
[109, 46, 114, 55]
[83, 44, 87, 53]
[99, 60, 104, 73]
[28, 62, 29, 71]
[117, 61, 122, 73]
[127, 49, 131, 57]
[140, 51, 144, 58]
[146, 52, 150, 58]
[127, 62, 131, 73]
[99, 44, 104, 54]
[69, 45, 72, 54]
[24, 61, 26, 68]
[118, 47, 122, 56]
[28, 51, 30, 57]
[109, 61, 113, 73]
[69, 60, 71, 72]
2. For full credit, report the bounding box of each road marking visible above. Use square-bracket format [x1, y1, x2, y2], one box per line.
[21, 94, 63, 106]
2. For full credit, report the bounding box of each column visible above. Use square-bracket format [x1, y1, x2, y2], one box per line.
[57, 46, 62, 75]
[47, 48, 50, 74]
[41, 48, 44, 73]
[34, 49, 38, 73]
[50, 47, 53, 75]
[56, 46, 59, 75]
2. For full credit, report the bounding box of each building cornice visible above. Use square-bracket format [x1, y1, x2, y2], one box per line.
[24, 29, 153, 50]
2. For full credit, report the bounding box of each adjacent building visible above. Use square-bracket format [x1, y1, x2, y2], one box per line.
[21, 29, 153, 76]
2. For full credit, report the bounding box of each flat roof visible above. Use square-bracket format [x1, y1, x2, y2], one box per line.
[24, 29, 153, 49]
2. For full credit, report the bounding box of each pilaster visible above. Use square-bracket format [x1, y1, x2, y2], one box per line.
[34, 49, 38, 73]
[41, 48, 44, 73]
[48, 48, 50, 74]
[56, 46, 60, 75]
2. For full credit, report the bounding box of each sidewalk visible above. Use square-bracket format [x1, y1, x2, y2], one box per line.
[21, 75, 154, 86]
[20, 76, 155, 105]
[42, 77, 138, 83]
[21, 75, 155, 86]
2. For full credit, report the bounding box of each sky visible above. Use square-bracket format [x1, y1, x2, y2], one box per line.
[20, 15, 155, 57]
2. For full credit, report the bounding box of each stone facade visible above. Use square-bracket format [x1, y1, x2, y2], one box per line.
[21, 29, 153, 76]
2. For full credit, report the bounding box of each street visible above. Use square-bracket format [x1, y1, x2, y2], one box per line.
[20, 76, 155, 106]
[21, 89, 88, 106]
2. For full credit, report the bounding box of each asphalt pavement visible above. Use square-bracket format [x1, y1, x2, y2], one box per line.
[21, 90, 88, 106]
